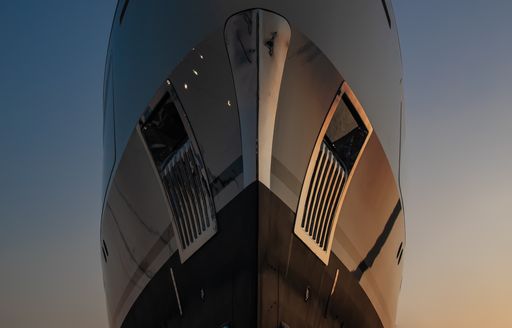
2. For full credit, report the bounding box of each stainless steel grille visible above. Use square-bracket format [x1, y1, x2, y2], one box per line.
[299, 142, 346, 251]
[161, 140, 217, 260]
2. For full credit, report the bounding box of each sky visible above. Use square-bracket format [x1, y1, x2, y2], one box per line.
[0, 1, 511, 327]
[0, 1, 114, 327]
[395, 1, 512, 327]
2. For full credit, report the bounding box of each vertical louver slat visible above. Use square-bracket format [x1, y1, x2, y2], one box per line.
[161, 140, 217, 261]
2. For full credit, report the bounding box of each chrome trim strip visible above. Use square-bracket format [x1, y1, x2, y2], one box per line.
[170, 267, 182, 316]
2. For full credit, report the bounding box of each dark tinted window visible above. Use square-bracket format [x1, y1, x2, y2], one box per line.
[325, 95, 368, 172]
[140, 94, 188, 169]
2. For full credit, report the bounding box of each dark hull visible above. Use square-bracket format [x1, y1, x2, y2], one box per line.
[121, 182, 382, 328]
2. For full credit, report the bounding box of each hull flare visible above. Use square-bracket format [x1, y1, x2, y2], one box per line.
[101, 5, 405, 328]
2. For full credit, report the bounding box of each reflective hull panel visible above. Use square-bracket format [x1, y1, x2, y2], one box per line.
[102, 3, 404, 328]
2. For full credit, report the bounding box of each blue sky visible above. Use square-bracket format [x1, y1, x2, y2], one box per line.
[395, 1, 512, 327]
[0, 1, 114, 327]
[0, 1, 511, 327]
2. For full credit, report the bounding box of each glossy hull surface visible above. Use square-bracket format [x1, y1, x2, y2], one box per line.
[101, 2, 404, 327]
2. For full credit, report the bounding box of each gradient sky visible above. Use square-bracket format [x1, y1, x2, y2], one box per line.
[0, 1, 114, 327]
[0, 1, 511, 327]
[395, 1, 512, 327]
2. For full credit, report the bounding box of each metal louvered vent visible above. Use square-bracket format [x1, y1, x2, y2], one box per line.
[161, 140, 217, 262]
[301, 142, 346, 247]
[295, 142, 347, 264]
